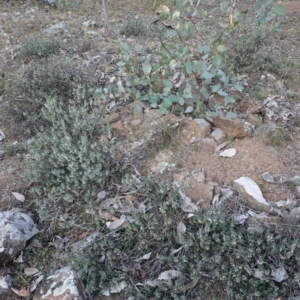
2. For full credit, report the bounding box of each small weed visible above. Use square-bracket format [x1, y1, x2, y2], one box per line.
[264, 127, 291, 147]
[286, 180, 298, 193]
[19, 36, 61, 59]
[120, 17, 148, 37]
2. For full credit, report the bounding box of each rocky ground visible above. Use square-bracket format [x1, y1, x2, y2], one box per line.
[1, 0, 300, 299]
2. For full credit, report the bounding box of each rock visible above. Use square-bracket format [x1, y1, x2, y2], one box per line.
[233, 177, 270, 211]
[33, 266, 84, 300]
[193, 119, 211, 137]
[0, 130, 5, 141]
[246, 114, 262, 127]
[0, 268, 12, 298]
[110, 122, 127, 136]
[197, 138, 217, 153]
[219, 148, 236, 158]
[210, 128, 226, 144]
[43, 21, 69, 36]
[82, 20, 96, 27]
[261, 172, 275, 183]
[290, 207, 300, 222]
[130, 119, 141, 127]
[173, 173, 213, 210]
[106, 113, 121, 124]
[0, 211, 39, 265]
[211, 116, 249, 139]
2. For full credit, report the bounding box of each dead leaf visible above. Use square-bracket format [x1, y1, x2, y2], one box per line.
[271, 267, 288, 282]
[101, 211, 119, 221]
[171, 246, 183, 254]
[78, 231, 90, 239]
[177, 221, 186, 236]
[30, 274, 44, 292]
[106, 216, 125, 230]
[24, 267, 39, 276]
[11, 192, 25, 202]
[14, 252, 24, 263]
[157, 270, 182, 282]
[137, 252, 152, 261]
[175, 276, 200, 293]
[11, 287, 31, 297]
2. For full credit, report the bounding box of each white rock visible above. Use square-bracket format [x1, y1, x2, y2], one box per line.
[219, 148, 236, 157]
[233, 177, 270, 211]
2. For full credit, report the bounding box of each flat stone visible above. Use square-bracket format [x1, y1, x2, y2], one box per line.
[110, 122, 127, 136]
[33, 266, 84, 300]
[106, 113, 120, 124]
[130, 119, 141, 127]
[233, 177, 270, 212]
[193, 119, 211, 137]
[43, 21, 69, 36]
[212, 116, 248, 139]
[210, 128, 226, 144]
[173, 173, 213, 210]
[246, 114, 262, 127]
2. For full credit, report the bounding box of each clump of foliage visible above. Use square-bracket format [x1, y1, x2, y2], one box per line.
[113, 0, 284, 116]
[19, 36, 61, 59]
[5, 58, 98, 133]
[120, 17, 148, 37]
[222, 0, 286, 75]
[26, 86, 119, 204]
[72, 176, 300, 299]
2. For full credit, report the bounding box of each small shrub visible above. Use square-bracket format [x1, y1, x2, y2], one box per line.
[120, 17, 148, 37]
[5, 58, 98, 133]
[19, 36, 61, 59]
[72, 176, 300, 299]
[26, 86, 119, 203]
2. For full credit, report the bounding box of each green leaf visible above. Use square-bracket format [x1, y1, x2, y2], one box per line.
[226, 112, 238, 119]
[234, 83, 243, 92]
[255, 0, 262, 9]
[151, 102, 158, 108]
[272, 4, 285, 15]
[169, 59, 177, 68]
[167, 30, 177, 37]
[163, 97, 173, 107]
[220, 2, 229, 12]
[252, 27, 261, 37]
[217, 44, 227, 52]
[224, 95, 235, 104]
[264, 0, 273, 8]
[213, 55, 222, 67]
[163, 80, 173, 87]
[185, 106, 193, 113]
[142, 62, 152, 75]
[185, 83, 191, 93]
[202, 71, 214, 80]
[185, 62, 193, 75]
[178, 97, 185, 105]
[211, 84, 221, 93]
[159, 107, 167, 114]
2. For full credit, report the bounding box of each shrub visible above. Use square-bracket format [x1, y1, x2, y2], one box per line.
[114, 0, 284, 116]
[72, 176, 300, 299]
[19, 36, 61, 59]
[5, 58, 98, 133]
[26, 86, 119, 203]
